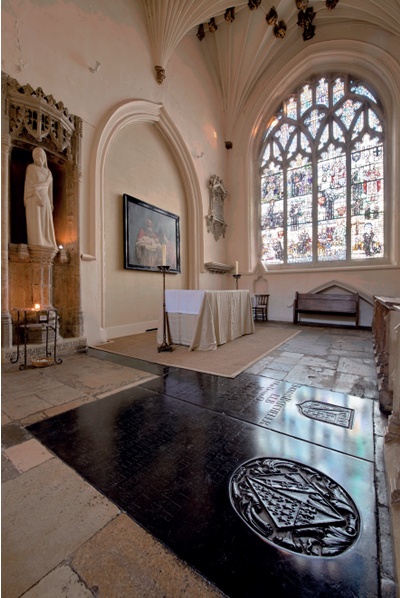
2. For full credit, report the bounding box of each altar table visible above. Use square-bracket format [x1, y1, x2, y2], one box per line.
[157, 290, 255, 351]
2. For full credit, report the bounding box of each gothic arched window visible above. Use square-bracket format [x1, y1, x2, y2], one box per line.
[260, 75, 385, 266]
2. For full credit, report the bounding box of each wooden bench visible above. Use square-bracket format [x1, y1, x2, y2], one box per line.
[293, 292, 359, 327]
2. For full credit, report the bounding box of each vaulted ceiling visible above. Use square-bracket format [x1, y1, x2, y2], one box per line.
[142, 0, 400, 135]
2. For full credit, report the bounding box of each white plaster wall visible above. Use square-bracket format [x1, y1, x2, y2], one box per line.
[2, 0, 228, 344]
[104, 122, 187, 338]
[165, 35, 229, 272]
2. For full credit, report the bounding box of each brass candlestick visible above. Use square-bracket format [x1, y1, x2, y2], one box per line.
[157, 265, 173, 352]
[233, 274, 241, 290]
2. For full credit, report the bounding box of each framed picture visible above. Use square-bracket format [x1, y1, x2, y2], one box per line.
[123, 194, 180, 273]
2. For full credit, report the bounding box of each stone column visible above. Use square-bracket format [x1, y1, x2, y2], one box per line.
[1, 133, 12, 348]
[27, 245, 59, 308]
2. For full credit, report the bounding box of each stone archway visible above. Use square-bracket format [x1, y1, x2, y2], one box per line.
[90, 99, 203, 333]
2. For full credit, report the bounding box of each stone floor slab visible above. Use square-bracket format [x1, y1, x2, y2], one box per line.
[332, 372, 379, 399]
[4, 438, 53, 472]
[1, 393, 53, 421]
[22, 564, 94, 598]
[1, 453, 19, 483]
[36, 385, 88, 405]
[1, 423, 32, 449]
[41, 354, 154, 396]
[337, 356, 378, 377]
[284, 363, 336, 387]
[2, 458, 119, 598]
[246, 365, 287, 379]
[72, 514, 223, 598]
[29, 389, 378, 598]
[298, 356, 337, 369]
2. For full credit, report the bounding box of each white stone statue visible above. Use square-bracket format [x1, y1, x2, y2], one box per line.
[24, 147, 58, 248]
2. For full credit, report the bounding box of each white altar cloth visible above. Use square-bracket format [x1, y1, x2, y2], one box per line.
[157, 290, 255, 351]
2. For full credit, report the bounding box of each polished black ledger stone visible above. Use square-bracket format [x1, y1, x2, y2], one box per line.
[29, 375, 379, 597]
[141, 370, 374, 460]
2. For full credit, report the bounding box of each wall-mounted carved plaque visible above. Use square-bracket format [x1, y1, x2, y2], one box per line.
[204, 261, 232, 274]
[206, 174, 227, 241]
[230, 457, 360, 556]
[298, 401, 355, 429]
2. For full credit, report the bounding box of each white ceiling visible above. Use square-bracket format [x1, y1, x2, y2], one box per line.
[142, 1, 400, 134]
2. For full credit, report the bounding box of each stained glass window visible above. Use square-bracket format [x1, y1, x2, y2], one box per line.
[260, 74, 385, 267]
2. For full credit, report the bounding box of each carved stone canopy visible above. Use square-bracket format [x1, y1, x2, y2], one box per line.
[2, 72, 80, 164]
[206, 174, 228, 241]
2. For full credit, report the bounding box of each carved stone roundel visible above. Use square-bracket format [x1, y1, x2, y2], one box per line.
[229, 457, 360, 557]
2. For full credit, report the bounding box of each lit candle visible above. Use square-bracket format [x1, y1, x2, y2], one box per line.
[162, 244, 167, 266]
[235, 261, 239, 275]
[34, 303, 41, 311]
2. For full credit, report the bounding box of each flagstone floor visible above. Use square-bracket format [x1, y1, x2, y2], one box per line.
[1, 324, 399, 597]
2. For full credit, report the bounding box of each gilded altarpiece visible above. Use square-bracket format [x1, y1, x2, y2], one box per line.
[1, 73, 84, 350]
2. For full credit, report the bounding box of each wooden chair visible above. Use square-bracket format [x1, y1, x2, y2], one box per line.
[253, 294, 270, 321]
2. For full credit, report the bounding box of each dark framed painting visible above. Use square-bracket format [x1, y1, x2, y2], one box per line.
[123, 194, 180, 273]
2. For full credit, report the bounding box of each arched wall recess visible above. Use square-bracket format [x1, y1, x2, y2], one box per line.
[309, 280, 373, 305]
[89, 99, 203, 331]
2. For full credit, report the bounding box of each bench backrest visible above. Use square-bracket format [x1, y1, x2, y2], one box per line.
[295, 292, 358, 314]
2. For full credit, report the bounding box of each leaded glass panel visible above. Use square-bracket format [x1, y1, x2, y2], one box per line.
[304, 109, 325, 138]
[300, 85, 313, 115]
[261, 143, 271, 164]
[317, 153, 347, 261]
[332, 120, 345, 142]
[276, 123, 295, 148]
[350, 135, 384, 259]
[351, 83, 376, 103]
[333, 78, 345, 104]
[300, 132, 311, 153]
[260, 74, 385, 267]
[316, 78, 329, 107]
[272, 141, 282, 161]
[287, 224, 313, 263]
[318, 125, 329, 149]
[317, 219, 347, 261]
[368, 109, 382, 132]
[286, 97, 297, 119]
[262, 228, 284, 264]
[336, 99, 362, 129]
[353, 113, 364, 136]
[287, 136, 297, 159]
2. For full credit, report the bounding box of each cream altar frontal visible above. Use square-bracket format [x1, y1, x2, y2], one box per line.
[157, 290, 255, 351]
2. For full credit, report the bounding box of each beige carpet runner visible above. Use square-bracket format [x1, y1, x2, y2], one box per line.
[93, 324, 301, 378]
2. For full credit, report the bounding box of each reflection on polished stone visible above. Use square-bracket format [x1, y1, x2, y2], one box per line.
[142, 371, 374, 460]
[29, 376, 378, 598]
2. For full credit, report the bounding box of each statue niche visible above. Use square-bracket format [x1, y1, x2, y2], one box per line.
[2, 72, 84, 350]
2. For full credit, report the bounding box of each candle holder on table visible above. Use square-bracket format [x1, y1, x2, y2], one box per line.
[233, 274, 241, 290]
[157, 265, 173, 352]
